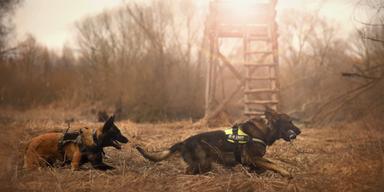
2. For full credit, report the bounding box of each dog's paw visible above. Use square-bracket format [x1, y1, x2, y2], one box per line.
[106, 165, 115, 170]
[280, 170, 292, 179]
[93, 164, 115, 171]
[71, 167, 80, 171]
[249, 167, 267, 174]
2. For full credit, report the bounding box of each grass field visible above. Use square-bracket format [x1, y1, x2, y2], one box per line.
[1, 108, 383, 192]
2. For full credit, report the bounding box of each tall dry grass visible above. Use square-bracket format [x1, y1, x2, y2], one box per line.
[0, 108, 382, 192]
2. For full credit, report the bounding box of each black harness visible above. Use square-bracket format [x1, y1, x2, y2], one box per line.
[57, 128, 105, 167]
[57, 129, 103, 155]
[57, 131, 81, 154]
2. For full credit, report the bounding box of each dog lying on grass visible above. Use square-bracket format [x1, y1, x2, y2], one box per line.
[24, 126, 95, 171]
[137, 107, 301, 177]
[24, 115, 128, 171]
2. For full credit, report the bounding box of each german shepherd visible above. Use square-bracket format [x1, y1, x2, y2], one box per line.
[24, 115, 129, 171]
[24, 127, 96, 171]
[136, 108, 301, 177]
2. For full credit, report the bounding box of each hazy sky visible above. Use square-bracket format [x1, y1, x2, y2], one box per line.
[14, 0, 361, 50]
[14, 0, 122, 49]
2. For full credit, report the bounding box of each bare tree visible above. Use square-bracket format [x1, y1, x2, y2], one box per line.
[74, 0, 205, 121]
[278, 9, 353, 121]
[0, 0, 22, 56]
[307, 0, 384, 124]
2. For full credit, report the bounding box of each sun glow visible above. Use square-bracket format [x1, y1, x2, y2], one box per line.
[217, 0, 271, 12]
[213, 0, 273, 25]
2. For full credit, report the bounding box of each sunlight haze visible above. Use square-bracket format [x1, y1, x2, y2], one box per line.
[14, 0, 360, 49]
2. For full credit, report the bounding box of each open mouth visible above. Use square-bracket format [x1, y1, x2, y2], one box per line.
[111, 136, 128, 149]
[286, 130, 297, 141]
[288, 134, 297, 141]
[112, 140, 123, 149]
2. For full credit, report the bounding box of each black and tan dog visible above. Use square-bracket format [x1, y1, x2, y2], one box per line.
[136, 108, 301, 177]
[24, 115, 128, 171]
[92, 115, 129, 150]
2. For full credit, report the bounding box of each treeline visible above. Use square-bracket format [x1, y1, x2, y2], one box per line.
[0, 36, 80, 107]
[278, 5, 384, 124]
[1, 0, 206, 121]
[0, 0, 383, 123]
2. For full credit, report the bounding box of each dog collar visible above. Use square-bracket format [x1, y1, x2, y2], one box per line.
[251, 138, 266, 146]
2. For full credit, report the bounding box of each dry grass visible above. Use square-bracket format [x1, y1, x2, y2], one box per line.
[1, 108, 383, 192]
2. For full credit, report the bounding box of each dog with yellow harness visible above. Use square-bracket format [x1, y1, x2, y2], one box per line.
[136, 107, 301, 177]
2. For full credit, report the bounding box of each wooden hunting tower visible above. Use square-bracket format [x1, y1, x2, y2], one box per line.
[204, 0, 279, 121]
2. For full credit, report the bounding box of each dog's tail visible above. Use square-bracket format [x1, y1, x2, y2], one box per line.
[136, 142, 183, 162]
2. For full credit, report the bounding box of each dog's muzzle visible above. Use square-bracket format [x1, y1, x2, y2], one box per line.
[288, 130, 297, 140]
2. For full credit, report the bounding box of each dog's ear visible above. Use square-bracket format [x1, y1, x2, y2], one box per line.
[265, 106, 277, 121]
[102, 115, 115, 132]
[109, 115, 115, 122]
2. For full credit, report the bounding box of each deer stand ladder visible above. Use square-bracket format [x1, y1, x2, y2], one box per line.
[203, 0, 280, 123]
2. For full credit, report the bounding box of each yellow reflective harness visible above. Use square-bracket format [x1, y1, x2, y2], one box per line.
[224, 127, 266, 146]
[225, 125, 267, 163]
[225, 128, 249, 144]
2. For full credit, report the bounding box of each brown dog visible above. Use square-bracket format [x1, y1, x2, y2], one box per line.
[24, 115, 129, 171]
[24, 127, 95, 171]
[137, 107, 301, 177]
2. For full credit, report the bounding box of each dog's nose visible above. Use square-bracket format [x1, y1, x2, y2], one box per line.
[295, 128, 301, 135]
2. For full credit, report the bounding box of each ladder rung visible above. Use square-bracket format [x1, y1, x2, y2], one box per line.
[247, 37, 271, 41]
[217, 31, 268, 38]
[246, 76, 276, 80]
[245, 89, 279, 94]
[245, 51, 273, 55]
[244, 63, 276, 67]
[244, 111, 264, 116]
[244, 100, 279, 104]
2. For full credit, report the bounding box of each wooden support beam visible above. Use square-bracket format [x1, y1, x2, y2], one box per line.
[245, 76, 276, 80]
[201, 83, 243, 125]
[217, 52, 244, 83]
[244, 88, 279, 94]
[244, 111, 264, 116]
[243, 63, 276, 67]
[244, 100, 279, 104]
[202, 0, 280, 123]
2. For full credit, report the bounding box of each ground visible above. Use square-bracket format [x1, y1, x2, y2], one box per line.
[0, 108, 383, 192]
